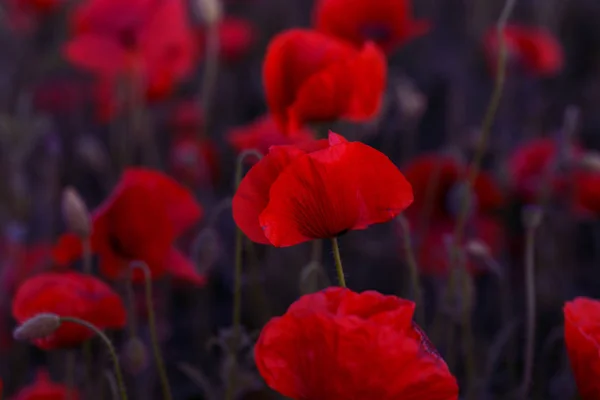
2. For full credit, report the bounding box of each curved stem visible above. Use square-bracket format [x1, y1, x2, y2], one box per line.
[59, 316, 128, 400]
[397, 215, 424, 325]
[331, 237, 346, 288]
[130, 262, 172, 400]
[198, 21, 220, 140]
[521, 223, 538, 397]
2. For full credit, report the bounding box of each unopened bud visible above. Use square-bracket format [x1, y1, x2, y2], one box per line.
[196, 0, 222, 25]
[13, 313, 61, 342]
[62, 187, 90, 238]
[122, 337, 149, 375]
[465, 240, 490, 258]
[522, 205, 543, 229]
[579, 152, 600, 172]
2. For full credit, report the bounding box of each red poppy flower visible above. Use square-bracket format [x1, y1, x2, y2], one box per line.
[507, 138, 582, 203]
[403, 154, 503, 222]
[12, 369, 79, 400]
[12, 272, 126, 350]
[169, 135, 220, 188]
[255, 287, 459, 399]
[564, 297, 600, 400]
[197, 17, 256, 63]
[313, 0, 430, 54]
[233, 131, 413, 247]
[484, 24, 564, 76]
[52, 168, 204, 283]
[226, 114, 315, 157]
[409, 216, 503, 277]
[263, 29, 387, 133]
[64, 0, 198, 113]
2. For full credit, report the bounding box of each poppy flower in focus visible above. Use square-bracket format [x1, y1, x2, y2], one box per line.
[564, 297, 600, 400]
[53, 168, 204, 283]
[226, 114, 315, 157]
[255, 287, 459, 399]
[64, 0, 198, 118]
[313, 0, 430, 54]
[197, 17, 256, 63]
[403, 153, 503, 222]
[233, 131, 413, 247]
[263, 29, 387, 133]
[169, 135, 220, 188]
[484, 24, 564, 76]
[507, 138, 582, 204]
[12, 369, 79, 400]
[12, 272, 126, 350]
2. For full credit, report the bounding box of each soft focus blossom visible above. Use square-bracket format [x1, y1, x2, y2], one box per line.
[263, 29, 387, 133]
[12, 272, 126, 349]
[233, 132, 413, 247]
[313, 0, 430, 54]
[255, 287, 459, 399]
[564, 297, 600, 400]
[12, 369, 79, 400]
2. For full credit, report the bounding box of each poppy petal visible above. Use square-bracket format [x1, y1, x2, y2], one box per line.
[63, 34, 128, 76]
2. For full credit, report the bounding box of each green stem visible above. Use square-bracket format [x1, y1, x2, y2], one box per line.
[59, 316, 128, 400]
[331, 237, 346, 288]
[129, 262, 172, 400]
[397, 215, 424, 325]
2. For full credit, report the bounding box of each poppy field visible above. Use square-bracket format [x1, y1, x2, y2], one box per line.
[1, 0, 600, 399]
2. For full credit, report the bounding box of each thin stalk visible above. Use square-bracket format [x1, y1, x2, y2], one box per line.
[521, 220, 539, 397]
[129, 261, 172, 400]
[60, 316, 127, 400]
[397, 215, 424, 325]
[331, 237, 346, 288]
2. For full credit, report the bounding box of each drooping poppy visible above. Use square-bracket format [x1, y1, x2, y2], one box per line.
[402, 153, 503, 222]
[226, 114, 315, 157]
[484, 24, 564, 76]
[12, 369, 79, 400]
[197, 16, 256, 63]
[313, 0, 430, 54]
[564, 297, 600, 400]
[232, 131, 413, 247]
[64, 0, 198, 117]
[263, 29, 387, 133]
[507, 138, 582, 204]
[12, 272, 126, 350]
[52, 168, 204, 283]
[255, 287, 459, 399]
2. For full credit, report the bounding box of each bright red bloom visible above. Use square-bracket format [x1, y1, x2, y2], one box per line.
[313, 0, 430, 54]
[197, 17, 256, 63]
[484, 24, 564, 76]
[53, 168, 204, 283]
[12, 272, 126, 350]
[507, 138, 582, 203]
[227, 114, 315, 157]
[12, 369, 79, 400]
[64, 0, 198, 115]
[263, 29, 387, 133]
[403, 154, 503, 221]
[255, 287, 459, 399]
[564, 297, 600, 400]
[233, 131, 413, 247]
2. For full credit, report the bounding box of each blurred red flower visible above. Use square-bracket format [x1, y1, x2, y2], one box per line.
[507, 138, 582, 204]
[170, 101, 204, 133]
[255, 287, 459, 399]
[169, 135, 220, 188]
[64, 0, 198, 117]
[12, 272, 126, 350]
[313, 0, 430, 54]
[12, 369, 79, 400]
[484, 24, 564, 76]
[564, 297, 600, 400]
[197, 17, 256, 63]
[53, 168, 205, 284]
[226, 114, 315, 157]
[263, 29, 387, 133]
[233, 131, 413, 247]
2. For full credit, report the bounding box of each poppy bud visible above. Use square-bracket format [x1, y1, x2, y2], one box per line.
[122, 336, 149, 375]
[13, 313, 61, 342]
[465, 240, 490, 258]
[196, 0, 222, 25]
[62, 187, 91, 238]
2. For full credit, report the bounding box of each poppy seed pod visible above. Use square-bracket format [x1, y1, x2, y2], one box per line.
[196, 0, 222, 25]
[13, 313, 61, 342]
[123, 336, 149, 375]
[62, 187, 91, 238]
